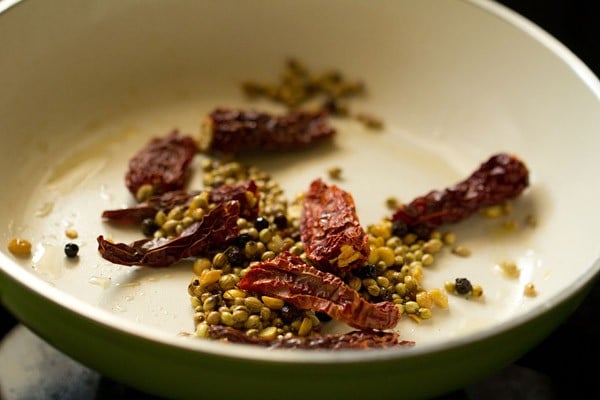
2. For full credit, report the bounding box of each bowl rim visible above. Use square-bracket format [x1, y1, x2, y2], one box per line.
[1, 0, 599, 364]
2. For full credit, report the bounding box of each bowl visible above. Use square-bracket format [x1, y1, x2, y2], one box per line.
[1, 1, 599, 399]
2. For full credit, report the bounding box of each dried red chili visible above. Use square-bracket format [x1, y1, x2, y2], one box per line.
[237, 252, 400, 331]
[101, 190, 199, 225]
[198, 108, 335, 154]
[300, 178, 369, 272]
[208, 325, 413, 350]
[209, 180, 260, 220]
[97, 201, 240, 267]
[125, 130, 197, 199]
[101, 180, 260, 225]
[392, 153, 529, 234]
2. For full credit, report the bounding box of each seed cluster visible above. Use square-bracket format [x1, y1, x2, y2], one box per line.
[242, 58, 383, 130]
[182, 158, 457, 340]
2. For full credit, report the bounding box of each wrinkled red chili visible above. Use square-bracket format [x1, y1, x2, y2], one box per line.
[198, 108, 335, 154]
[101, 180, 260, 225]
[97, 201, 240, 267]
[208, 325, 413, 350]
[238, 252, 400, 330]
[300, 178, 369, 272]
[125, 130, 197, 198]
[392, 153, 529, 234]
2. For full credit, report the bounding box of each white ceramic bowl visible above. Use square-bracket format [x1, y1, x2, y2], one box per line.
[1, 1, 599, 399]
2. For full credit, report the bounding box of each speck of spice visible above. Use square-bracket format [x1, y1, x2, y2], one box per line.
[523, 282, 537, 297]
[327, 166, 343, 180]
[499, 261, 520, 279]
[64, 243, 79, 258]
[65, 228, 79, 239]
[452, 245, 471, 257]
[7, 238, 32, 256]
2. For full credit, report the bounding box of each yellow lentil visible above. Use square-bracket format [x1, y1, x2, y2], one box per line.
[7, 238, 32, 256]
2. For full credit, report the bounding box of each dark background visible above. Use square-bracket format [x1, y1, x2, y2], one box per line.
[1, 1, 599, 399]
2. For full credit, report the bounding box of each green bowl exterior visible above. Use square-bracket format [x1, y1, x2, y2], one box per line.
[1, 267, 594, 400]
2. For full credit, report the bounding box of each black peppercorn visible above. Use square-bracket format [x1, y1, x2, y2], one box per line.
[455, 278, 473, 295]
[254, 216, 269, 231]
[64, 243, 79, 258]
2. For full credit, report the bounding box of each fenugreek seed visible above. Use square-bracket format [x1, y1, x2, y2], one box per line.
[267, 235, 284, 253]
[154, 210, 167, 226]
[261, 251, 276, 261]
[65, 229, 78, 239]
[219, 274, 238, 291]
[289, 244, 303, 256]
[153, 230, 164, 239]
[404, 301, 419, 314]
[377, 247, 395, 267]
[403, 233, 418, 245]
[429, 288, 449, 308]
[212, 252, 228, 268]
[482, 205, 503, 218]
[258, 228, 272, 243]
[260, 307, 272, 321]
[418, 308, 432, 319]
[7, 238, 32, 256]
[162, 219, 179, 234]
[502, 220, 518, 231]
[242, 241, 258, 259]
[244, 297, 264, 313]
[404, 275, 417, 291]
[524, 283, 537, 297]
[220, 311, 235, 326]
[452, 245, 471, 257]
[525, 215, 538, 227]
[442, 232, 456, 245]
[386, 237, 402, 249]
[181, 216, 194, 229]
[189, 208, 204, 221]
[245, 315, 262, 329]
[136, 184, 154, 202]
[297, 317, 313, 336]
[195, 322, 210, 338]
[290, 320, 302, 332]
[395, 282, 407, 296]
[190, 296, 202, 309]
[394, 255, 404, 265]
[167, 206, 184, 221]
[199, 269, 222, 287]
[429, 230, 442, 240]
[370, 223, 392, 239]
[258, 326, 278, 340]
[385, 197, 399, 210]
[376, 276, 390, 289]
[232, 309, 249, 323]
[500, 261, 520, 279]
[262, 296, 284, 310]
[367, 284, 381, 297]
[175, 224, 184, 236]
[328, 166, 342, 180]
[423, 239, 443, 254]
[193, 258, 212, 275]
[206, 311, 221, 325]
[444, 281, 456, 293]
[395, 303, 405, 314]
[223, 289, 246, 301]
[471, 284, 484, 298]
[203, 295, 219, 312]
[367, 247, 380, 264]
